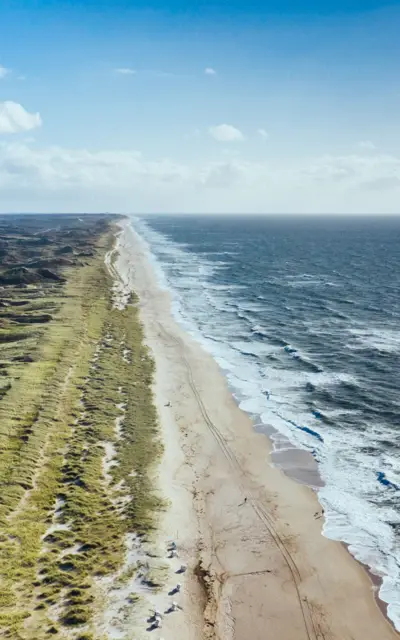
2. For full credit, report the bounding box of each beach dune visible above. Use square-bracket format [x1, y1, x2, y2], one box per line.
[116, 219, 398, 640]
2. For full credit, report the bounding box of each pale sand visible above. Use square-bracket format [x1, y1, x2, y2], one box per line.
[116, 219, 399, 640]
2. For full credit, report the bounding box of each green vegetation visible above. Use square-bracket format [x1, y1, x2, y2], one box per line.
[0, 215, 162, 639]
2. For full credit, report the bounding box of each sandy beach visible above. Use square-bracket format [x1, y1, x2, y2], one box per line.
[115, 218, 399, 640]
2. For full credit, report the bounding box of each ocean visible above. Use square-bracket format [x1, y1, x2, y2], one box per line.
[130, 214, 400, 630]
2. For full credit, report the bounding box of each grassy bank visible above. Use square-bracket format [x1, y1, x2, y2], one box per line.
[0, 219, 162, 639]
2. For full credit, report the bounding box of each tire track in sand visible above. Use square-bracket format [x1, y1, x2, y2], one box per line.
[158, 323, 319, 640]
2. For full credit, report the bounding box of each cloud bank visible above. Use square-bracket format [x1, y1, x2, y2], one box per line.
[0, 141, 399, 213]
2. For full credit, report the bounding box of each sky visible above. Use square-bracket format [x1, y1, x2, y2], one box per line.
[0, 0, 400, 213]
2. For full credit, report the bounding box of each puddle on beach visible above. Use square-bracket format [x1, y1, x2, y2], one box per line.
[255, 422, 324, 489]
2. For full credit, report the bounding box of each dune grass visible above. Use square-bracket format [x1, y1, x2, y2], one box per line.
[0, 223, 162, 639]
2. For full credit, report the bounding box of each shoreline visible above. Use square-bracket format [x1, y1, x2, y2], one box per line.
[116, 218, 399, 640]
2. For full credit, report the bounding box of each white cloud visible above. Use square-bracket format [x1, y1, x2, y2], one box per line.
[201, 160, 247, 187]
[0, 65, 11, 79]
[257, 128, 269, 140]
[358, 140, 376, 151]
[204, 67, 217, 76]
[0, 142, 399, 213]
[209, 124, 245, 142]
[0, 102, 42, 134]
[302, 153, 400, 187]
[114, 68, 136, 75]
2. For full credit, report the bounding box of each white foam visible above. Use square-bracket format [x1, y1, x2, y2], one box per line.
[347, 327, 400, 354]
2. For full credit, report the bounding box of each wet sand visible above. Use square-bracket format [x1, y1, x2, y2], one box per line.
[116, 218, 399, 640]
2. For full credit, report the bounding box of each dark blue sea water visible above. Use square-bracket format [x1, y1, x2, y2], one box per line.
[131, 214, 400, 628]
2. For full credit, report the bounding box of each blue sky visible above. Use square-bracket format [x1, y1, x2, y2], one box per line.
[0, 0, 399, 213]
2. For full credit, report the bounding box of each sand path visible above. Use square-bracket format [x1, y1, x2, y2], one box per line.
[116, 219, 399, 640]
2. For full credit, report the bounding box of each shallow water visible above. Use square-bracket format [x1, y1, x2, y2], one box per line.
[130, 214, 400, 630]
